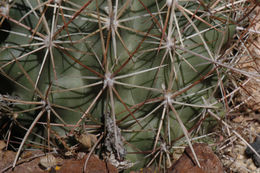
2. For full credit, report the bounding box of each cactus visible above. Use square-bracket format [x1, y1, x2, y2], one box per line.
[0, 0, 254, 171]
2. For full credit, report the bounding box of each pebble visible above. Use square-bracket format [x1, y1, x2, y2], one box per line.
[245, 135, 260, 167]
[237, 154, 244, 160]
[248, 163, 257, 171]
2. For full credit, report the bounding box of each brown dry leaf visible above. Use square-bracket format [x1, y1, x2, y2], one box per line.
[76, 132, 97, 150]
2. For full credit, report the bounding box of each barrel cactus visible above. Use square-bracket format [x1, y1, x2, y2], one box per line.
[0, 0, 251, 171]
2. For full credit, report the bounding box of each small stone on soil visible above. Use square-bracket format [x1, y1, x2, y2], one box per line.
[245, 135, 260, 167]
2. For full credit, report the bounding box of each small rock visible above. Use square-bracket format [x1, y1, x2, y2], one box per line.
[59, 154, 118, 173]
[252, 154, 260, 167]
[248, 163, 257, 171]
[39, 154, 63, 170]
[237, 154, 245, 160]
[245, 135, 260, 167]
[169, 143, 223, 173]
[232, 116, 244, 123]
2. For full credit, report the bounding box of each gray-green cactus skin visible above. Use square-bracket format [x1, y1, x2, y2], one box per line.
[0, 0, 234, 171]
